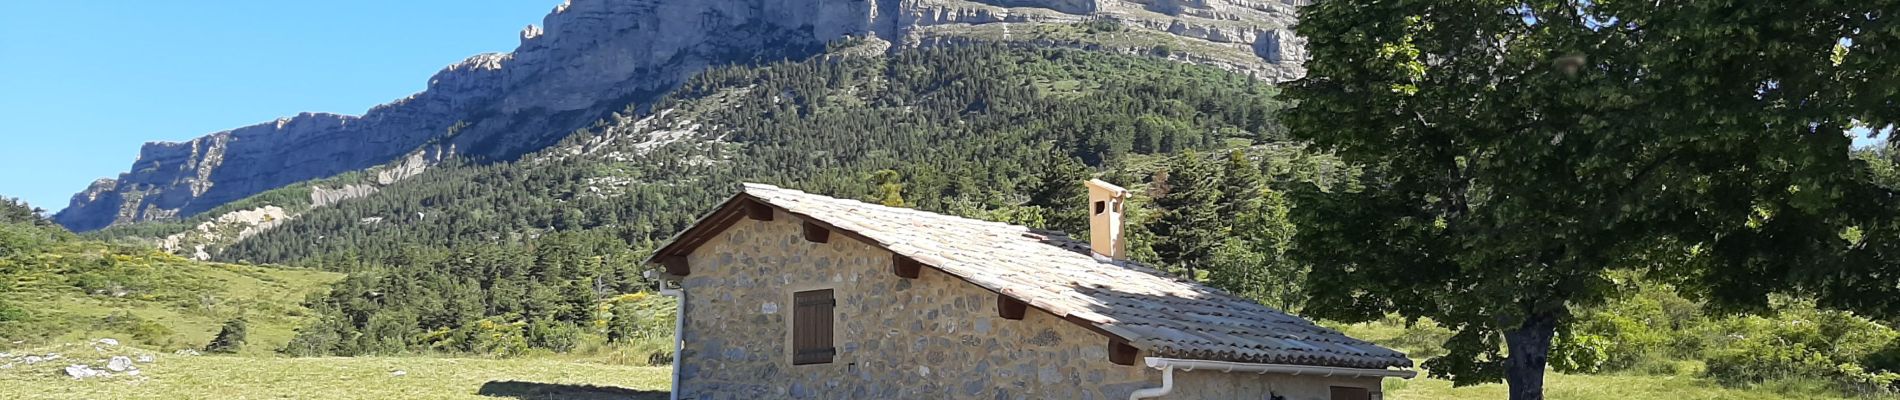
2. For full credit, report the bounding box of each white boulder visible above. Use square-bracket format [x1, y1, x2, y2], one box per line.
[107, 356, 134, 372]
[64, 364, 104, 379]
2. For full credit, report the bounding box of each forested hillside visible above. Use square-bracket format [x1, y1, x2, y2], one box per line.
[174, 45, 1355, 360]
[214, 44, 1295, 267]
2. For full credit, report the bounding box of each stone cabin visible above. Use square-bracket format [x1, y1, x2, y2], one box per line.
[646, 181, 1414, 400]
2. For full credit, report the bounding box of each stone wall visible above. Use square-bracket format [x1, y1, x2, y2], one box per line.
[676, 209, 1386, 399]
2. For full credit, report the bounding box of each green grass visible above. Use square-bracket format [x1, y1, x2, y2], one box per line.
[1329, 319, 1879, 399]
[0, 344, 669, 400]
[2, 242, 343, 354]
[0, 340, 1870, 400]
[1385, 371, 1863, 400]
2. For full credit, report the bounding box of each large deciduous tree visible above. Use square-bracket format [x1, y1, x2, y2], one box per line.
[1286, 1, 1900, 399]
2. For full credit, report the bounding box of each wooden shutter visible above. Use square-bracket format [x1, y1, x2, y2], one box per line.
[1330, 386, 1370, 400]
[792, 289, 836, 365]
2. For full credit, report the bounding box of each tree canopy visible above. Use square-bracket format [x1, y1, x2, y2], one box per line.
[1286, 1, 1900, 398]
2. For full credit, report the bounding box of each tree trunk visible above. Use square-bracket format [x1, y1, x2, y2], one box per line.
[1502, 312, 1557, 400]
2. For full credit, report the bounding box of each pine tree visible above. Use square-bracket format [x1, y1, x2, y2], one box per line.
[1026, 154, 1092, 235]
[204, 317, 249, 353]
[1217, 150, 1265, 223]
[1150, 150, 1224, 280]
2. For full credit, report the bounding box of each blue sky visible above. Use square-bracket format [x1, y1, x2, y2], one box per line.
[0, 1, 559, 212]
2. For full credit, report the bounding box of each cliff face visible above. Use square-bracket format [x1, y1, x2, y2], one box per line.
[56, 0, 1306, 232]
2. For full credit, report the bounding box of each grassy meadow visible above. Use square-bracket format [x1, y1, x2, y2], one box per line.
[0, 348, 1865, 400]
[1, 241, 343, 354]
[0, 345, 669, 400]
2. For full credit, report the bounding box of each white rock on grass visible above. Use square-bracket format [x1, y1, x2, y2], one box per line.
[390, 370, 407, 377]
[23, 356, 43, 364]
[96, 338, 120, 346]
[136, 354, 156, 363]
[107, 356, 134, 372]
[64, 365, 104, 379]
[174, 349, 200, 357]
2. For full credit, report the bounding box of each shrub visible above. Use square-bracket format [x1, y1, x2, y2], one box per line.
[1083, 19, 1125, 33]
[1701, 301, 1898, 394]
[0, 299, 24, 323]
[526, 320, 581, 352]
[461, 318, 528, 357]
[0, 223, 54, 258]
[1563, 279, 1706, 372]
[606, 292, 676, 344]
[204, 317, 249, 353]
[282, 316, 349, 357]
[1550, 330, 1612, 374]
[1868, 339, 1900, 374]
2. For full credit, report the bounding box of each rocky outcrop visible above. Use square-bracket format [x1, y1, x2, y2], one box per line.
[57, 0, 1307, 231]
[156, 206, 290, 260]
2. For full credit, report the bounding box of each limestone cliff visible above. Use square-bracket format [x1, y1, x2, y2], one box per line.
[56, 0, 1307, 231]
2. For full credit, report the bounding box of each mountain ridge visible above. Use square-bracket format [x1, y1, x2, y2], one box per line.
[56, 0, 1310, 232]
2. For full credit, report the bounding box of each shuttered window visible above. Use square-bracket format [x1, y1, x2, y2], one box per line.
[1330, 386, 1370, 400]
[792, 289, 836, 365]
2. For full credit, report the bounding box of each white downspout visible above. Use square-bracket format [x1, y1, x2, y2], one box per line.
[1127, 364, 1175, 400]
[657, 279, 686, 400]
[1127, 357, 1417, 399]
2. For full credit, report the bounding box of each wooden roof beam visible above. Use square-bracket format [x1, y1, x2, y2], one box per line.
[660, 255, 690, 277]
[893, 255, 922, 279]
[745, 200, 774, 221]
[802, 220, 830, 243]
[1109, 339, 1140, 366]
[998, 296, 1027, 320]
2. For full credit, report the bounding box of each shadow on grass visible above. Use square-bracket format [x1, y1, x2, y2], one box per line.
[477, 380, 669, 400]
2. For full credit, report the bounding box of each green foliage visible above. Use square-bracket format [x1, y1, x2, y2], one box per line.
[0, 298, 24, 324]
[1702, 301, 1899, 394]
[283, 232, 648, 357]
[866, 169, 908, 207]
[1549, 329, 1612, 374]
[1858, 148, 1899, 190]
[1206, 150, 1305, 310]
[1081, 19, 1124, 33]
[0, 197, 66, 258]
[1026, 154, 1092, 236]
[1150, 150, 1224, 278]
[281, 314, 348, 357]
[1288, 0, 1900, 395]
[204, 317, 249, 353]
[525, 320, 582, 353]
[1558, 277, 1708, 372]
[449, 318, 529, 357]
[607, 293, 677, 345]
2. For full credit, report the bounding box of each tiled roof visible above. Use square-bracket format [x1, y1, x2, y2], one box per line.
[665, 183, 1413, 370]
